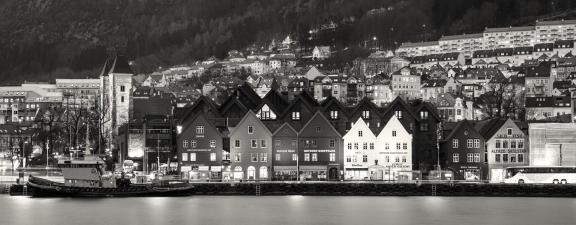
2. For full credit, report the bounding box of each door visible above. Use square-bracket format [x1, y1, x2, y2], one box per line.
[247, 166, 256, 180]
[329, 168, 338, 180]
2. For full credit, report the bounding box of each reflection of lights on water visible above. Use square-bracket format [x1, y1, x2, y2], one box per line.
[289, 195, 305, 201]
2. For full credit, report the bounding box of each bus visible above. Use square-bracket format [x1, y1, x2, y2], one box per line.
[504, 166, 576, 184]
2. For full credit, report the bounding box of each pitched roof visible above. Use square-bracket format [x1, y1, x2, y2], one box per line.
[474, 118, 508, 139]
[298, 111, 342, 137]
[108, 55, 133, 74]
[525, 96, 571, 108]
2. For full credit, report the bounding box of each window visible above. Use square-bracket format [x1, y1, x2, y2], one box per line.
[311, 153, 318, 161]
[510, 140, 516, 148]
[190, 153, 196, 162]
[209, 140, 216, 148]
[396, 143, 401, 150]
[395, 110, 403, 118]
[235, 153, 241, 162]
[346, 155, 351, 162]
[235, 140, 240, 148]
[453, 153, 459, 163]
[452, 139, 458, 148]
[402, 156, 407, 163]
[121, 96, 125, 103]
[474, 153, 480, 162]
[420, 111, 429, 119]
[292, 154, 298, 161]
[261, 140, 267, 148]
[385, 143, 390, 149]
[395, 156, 400, 163]
[518, 154, 524, 163]
[385, 156, 390, 163]
[196, 126, 205, 134]
[392, 131, 397, 137]
[292, 111, 300, 120]
[518, 140, 524, 148]
[275, 140, 281, 147]
[370, 143, 374, 150]
[315, 127, 321, 132]
[347, 143, 352, 150]
[329, 139, 335, 148]
[495, 140, 501, 148]
[120, 85, 125, 92]
[304, 154, 310, 161]
[330, 153, 336, 162]
[503, 140, 509, 148]
[358, 131, 363, 137]
[467, 139, 473, 148]
[191, 140, 197, 148]
[503, 154, 509, 162]
[507, 128, 513, 136]
[495, 154, 501, 163]
[182, 153, 188, 161]
[362, 155, 368, 162]
[291, 140, 297, 147]
[251, 153, 258, 162]
[420, 123, 429, 132]
[403, 143, 408, 149]
[467, 153, 474, 162]
[210, 153, 216, 161]
[510, 154, 516, 163]
[248, 126, 254, 134]
[330, 110, 338, 119]
[354, 143, 359, 149]
[183, 140, 189, 148]
[260, 153, 267, 162]
[251, 140, 258, 148]
[362, 110, 370, 119]
[474, 139, 480, 148]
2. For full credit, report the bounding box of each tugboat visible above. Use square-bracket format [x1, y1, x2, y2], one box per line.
[26, 155, 194, 197]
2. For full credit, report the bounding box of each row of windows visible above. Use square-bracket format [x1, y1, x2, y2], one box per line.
[495, 153, 524, 163]
[347, 142, 375, 150]
[452, 153, 481, 163]
[182, 153, 217, 162]
[452, 139, 481, 148]
[232, 139, 268, 148]
[495, 139, 524, 149]
[182, 140, 216, 148]
[346, 155, 406, 163]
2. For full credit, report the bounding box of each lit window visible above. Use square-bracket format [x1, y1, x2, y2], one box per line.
[183, 140, 189, 148]
[330, 153, 336, 162]
[182, 153, 188, 161]
[191, 140, 197, 148]
[209, 140, 216, 148]
[292, 154, 298, 161]
[474, 139, 480, 148]
[292, 111, 300, 120]
[276, 154, 281, 161]
[362, 110, 370, 119]
[304, 154, 310, 161]
[467, 139, 473, 148]
[311, 153, 318, 161]
[210, 153, 216, 161]
[260, 153, 267, 162]
[453, 153, 459, 163]
[190, 153, 196, 162]
[196, 126, 205, 134]
[330, 110, 338, 119]
[452, 139, 458, 148]
[395, 110, 403, 118]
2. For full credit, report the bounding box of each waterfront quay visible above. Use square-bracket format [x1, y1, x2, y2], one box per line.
[8, 181, 576, 197]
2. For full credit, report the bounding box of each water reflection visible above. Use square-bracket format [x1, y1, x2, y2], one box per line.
[0, 196, 575, 225]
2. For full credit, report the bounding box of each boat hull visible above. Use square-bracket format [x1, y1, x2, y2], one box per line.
[26, 176, 194, 197]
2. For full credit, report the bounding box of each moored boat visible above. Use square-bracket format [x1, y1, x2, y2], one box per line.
[25, 155, 194, 197]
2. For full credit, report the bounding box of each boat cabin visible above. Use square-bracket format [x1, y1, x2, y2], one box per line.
[58, 155, 117, 188]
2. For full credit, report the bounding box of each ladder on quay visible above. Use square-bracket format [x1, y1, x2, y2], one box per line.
[3, 184, 10, 194]
[22, 185, 28, 196]
[431, 184, 437, 196]
[255, 184, 261, 196]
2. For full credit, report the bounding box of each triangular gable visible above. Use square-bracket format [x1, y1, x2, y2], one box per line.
[181, 96, 220, 122]
[380, 96, 419, 121]
[180, 112, 224, 138]
[414, 102, 441, 122]
[298, 111, 342, 137]
[229, 111, 273, 137]
[350, 97, 380, 118]
[377, 115, 411, 138]
[444, 120, 480, 140]
[219, 97, 249, 116]
[272, 122, 299, 136]
[343, 118, 376, 139]
[280, 91, 318, 118]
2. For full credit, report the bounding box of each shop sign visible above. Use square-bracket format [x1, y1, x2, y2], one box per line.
[304, 149, 335, 153]
[186, 148, 212, 152]
[495, 134, 523, 138]
[491, 149, 526, 153]
[276, 149, 295, 153]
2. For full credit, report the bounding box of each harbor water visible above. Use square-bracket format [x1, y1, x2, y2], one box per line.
[1, 195, 575, 225]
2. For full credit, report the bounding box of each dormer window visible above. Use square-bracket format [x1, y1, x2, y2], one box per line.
[330, 110, 338, 119]
[362, 110, 370, 119]
[420, 111, 429, 119]
[395, 110, 403, 118]
[292, 112, 301, 121]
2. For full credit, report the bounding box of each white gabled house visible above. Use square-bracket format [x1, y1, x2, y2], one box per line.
[343, 118, 377, 180]
[375, 115, 413, 181]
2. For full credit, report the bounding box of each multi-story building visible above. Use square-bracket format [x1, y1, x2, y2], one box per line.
[396, 41, 440, 57]
[391, 67, 421, 100]
[99, 56, 134, 156]
[271, 123, 299, 180]
[441, 120, 487, 180]
[525, 96, 571, 121]
[343, 118, 376, 180]
[535, 20, 576, 43]
[229, 111, 273, 180]
[0, 86, 62, 124]
[298, 111, 343, 181]
[439, 33, 484, 57]
[476, 118, 528, 183]
[529, 123, 576, 166]
[484, 26, 535, 49]
[524, 62, 555, 97]
[375, 115, 413, 181]
[177, 112, 225, 181]
[55, 79, 100, 108]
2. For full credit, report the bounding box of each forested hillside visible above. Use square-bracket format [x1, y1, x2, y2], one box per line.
[1, 0, 575, 84]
